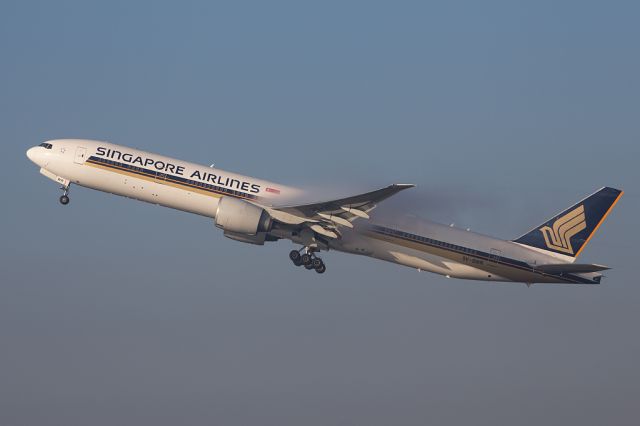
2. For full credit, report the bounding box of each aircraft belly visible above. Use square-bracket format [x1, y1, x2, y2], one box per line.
[380, 243, 509, 281]
[52, 161, 219, 217]
[383, 235, 576, 283]
[333, 233, 498, 281]
[359, 230, 566, 282]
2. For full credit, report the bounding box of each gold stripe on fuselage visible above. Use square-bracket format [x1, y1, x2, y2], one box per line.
[84, 160, 226, 199]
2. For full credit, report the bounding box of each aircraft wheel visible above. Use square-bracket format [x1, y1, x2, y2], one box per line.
[289, 250, 301, 262]
[312, 258, 323, 269]
[315, 264, 326, 274]
[301, 253, 312, 266]
[59, 195, 70, 205]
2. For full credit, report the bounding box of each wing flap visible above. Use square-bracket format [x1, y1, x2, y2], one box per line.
[317, 212, 354, 228]
[340, 206, 370, 219]
[309, 224, 339, 239]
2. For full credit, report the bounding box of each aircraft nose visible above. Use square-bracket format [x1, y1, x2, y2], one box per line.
[26, 146, 45, 167]
[26, 147, 37, 162]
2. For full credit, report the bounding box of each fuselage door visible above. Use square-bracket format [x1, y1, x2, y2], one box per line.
[74, 146, 87, 164]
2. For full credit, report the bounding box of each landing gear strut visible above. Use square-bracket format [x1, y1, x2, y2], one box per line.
[59, 185, 70, 205]
[289, 248, 326, 274]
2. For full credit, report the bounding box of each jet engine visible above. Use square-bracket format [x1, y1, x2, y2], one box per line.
[214, 196, 272, 235]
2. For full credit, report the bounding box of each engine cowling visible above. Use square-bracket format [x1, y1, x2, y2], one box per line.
[214, 196, 272, 235]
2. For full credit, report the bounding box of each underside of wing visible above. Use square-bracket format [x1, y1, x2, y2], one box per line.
[265, 183, 415, 239]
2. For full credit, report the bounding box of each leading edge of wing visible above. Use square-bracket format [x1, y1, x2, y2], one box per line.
[273, 183, 415, 217]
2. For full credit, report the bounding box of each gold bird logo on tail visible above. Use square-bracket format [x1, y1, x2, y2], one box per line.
[539, 205, 587, 254]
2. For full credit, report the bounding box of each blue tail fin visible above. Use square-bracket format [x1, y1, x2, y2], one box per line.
[514, 187, 623, 258]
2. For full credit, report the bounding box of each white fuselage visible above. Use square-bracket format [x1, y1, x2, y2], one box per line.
[26, 139, 599, 284]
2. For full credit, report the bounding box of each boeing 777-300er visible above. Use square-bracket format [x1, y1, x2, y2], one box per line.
[26, 139, 623, 284]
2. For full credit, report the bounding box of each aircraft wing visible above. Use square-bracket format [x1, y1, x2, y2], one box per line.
[264, 183, 415, 239]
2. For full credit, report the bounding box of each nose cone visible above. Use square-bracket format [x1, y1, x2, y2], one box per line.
[26, 146, 45, 167]
[26, 147, 37, 162]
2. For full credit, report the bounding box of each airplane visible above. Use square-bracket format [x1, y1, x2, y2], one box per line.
[26, 139, 623, 284]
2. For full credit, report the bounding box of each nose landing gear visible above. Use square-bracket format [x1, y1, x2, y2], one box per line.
[59, 185, 70, 205]
[289, 249, 326, 274]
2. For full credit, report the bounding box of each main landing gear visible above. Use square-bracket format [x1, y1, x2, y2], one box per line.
[59, 185, 70, 205]
[289, 249, 326, 274]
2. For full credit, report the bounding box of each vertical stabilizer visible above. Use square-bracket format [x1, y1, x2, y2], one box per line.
[513, 187, 622, 259]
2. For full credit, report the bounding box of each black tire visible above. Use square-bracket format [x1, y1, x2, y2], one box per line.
[315, 264, 326, 274]
[289, 250, 301, 262]
[312, 258, 323, 269]
[59, 195, 70, 205]
[293, 258, 303, 267]
[301, 253, 312, 265]
[304, 262, 315, 270]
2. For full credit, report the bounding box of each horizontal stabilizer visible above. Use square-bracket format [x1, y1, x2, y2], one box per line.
[535, 263, 610, 274]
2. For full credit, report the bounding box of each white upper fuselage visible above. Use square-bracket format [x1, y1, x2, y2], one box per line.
[26, 139, 600, 284]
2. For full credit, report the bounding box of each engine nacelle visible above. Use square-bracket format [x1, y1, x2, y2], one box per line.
[215, 196, 272, 235]
[223, 230, 267, 245]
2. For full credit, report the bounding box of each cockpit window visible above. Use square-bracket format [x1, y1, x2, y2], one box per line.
[38, 143, 53, 149]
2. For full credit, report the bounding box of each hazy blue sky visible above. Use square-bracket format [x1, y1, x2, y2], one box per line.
[1, 1, 638, 425]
